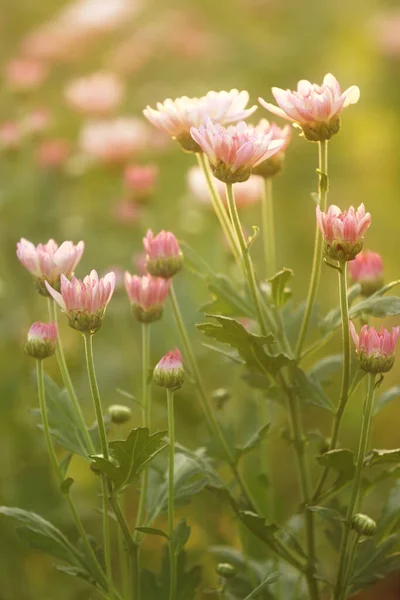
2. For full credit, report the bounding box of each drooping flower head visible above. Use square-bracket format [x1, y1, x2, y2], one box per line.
[349, 322, 400, 373]
[153, 348, 184, 390]
[17, 238, 85, 295]
[316, 203, 371, 262]
[25, 321, 58, 360]
[124, 273, 171, 323]
[45, 270, 116, 334]
[143, 89, 257, 152]
[187, 166, 264, 210]
[143, 229, 183, 279]
[348, 251, 383, 296]
[124, 164, 158, 201]
[80, 118, 148, 165]
[65, 72, 124, 117]
[190, 119, 285, 183]
[250, 119, 291, 178]
[259, 74, 360, 142]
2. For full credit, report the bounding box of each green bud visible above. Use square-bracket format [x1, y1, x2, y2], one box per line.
[216, 563, 237, 579]
[108, 404, 132, 424]
[351, 513, 377, 537]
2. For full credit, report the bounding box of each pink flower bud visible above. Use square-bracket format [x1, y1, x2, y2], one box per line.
[259, 73, 360, 142]
[25, 321, 58, 359]
[153, 348, 184, 390]
[190, 119, 285, 183]
[348, 251, 383, 296]
[65, 72, 124, 117]
[316, 203, 371, 262]
[4, 58, 48, 92]
[124, 164, 158, 201]
[17, 238, 85, 295]
[45, 270, 116, 334]
[143, 229, 183, 279]
[250, 119, 292, 178]
[143, 89, 257, 152]
[349, 322, 400, 373]
[124, 273, 171, 323]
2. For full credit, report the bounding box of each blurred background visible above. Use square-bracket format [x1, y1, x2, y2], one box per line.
[1, 0, 400, 598]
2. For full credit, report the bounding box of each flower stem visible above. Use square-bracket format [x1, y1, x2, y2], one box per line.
[334, 373, 376, 600]
[261, 177, 276, 278]
[295, 140, 329, 358]
[197, 152, 241, 266]
[36, 359, 109, 593]
[83, 333, 113, 599]
[167, 388, 177, 600]
[313, 262, 351, 502]
[47, 298, 93, 455]
[109, 495, 139, 600]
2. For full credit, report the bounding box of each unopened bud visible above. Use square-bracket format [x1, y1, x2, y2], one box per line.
[108, 404, 132, 424]
[25, 321, 57, 359]
[216, 563, 236, 579]
[143, 229, 183, 279]
[351, 513, 377, 537]
[153, 348, 184, 391]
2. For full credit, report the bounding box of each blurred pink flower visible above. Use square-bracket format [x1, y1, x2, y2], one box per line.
[45, 270, 116, 333]
[0, 121, 22, 151]
[153, 348, 184, 389]
[65, 72, 124, 117]
[112, 200, 142, 225]
[143, 89, 257, 152]
[259, 74, 360, 141]
[143, 229, 183, 278]
[372, 11, 400, 57]
[22, 108, 52, 136]
[350, 322, 400, 373]
[124, 164, 158, 200]
[348, 251, 383, 295]
[132, 251, 147, 275]
[124, 273, 171, 323]
[25, 321, 58, 359]
[250, 118, 291, 177]
[187, 166, 264, 209]
[60, 0, 141, 34]
[316, 203, 371, 262]
[190, 119, 285, 183]
[3, 58, 48, 92]
[36, 139, 70, 169]
[80, 118, 148, 164]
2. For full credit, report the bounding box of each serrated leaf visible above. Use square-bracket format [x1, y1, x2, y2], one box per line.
[365, 449, 400, 467]
[373, 386, 400, 415]
[308, 506, 344, 522]
[90, 428, 167, 492]
[135, 527, 169, 539]
[293, 368, 334, 412]
[197, 314, 292, 375]
[244, 572, 281, 599]
[267, 269, 293, 308]
[316, 449, 355, 489]
[349, 535, 400, 595]
[350, 296, 400, 319]
[238, 511, 280, 544]
[173, 519, 191, 556]
[234, 423, 270, 463]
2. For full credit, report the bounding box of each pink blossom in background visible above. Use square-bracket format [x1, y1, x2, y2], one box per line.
[187, 166, 264, 209]
[124, 164, 158, 199]
[350, 322, 400, 373]
[372, 11, 400, 57]
[80, 118, 148, 164]
[143, 89, 257, 152]
[3, 58, 48, 92]
[59, 0, 142, 34]
[22, 108, 52, 136]
[190, 119, 285, 183]
[259, 74, 360, 141]
[112, 200, 142, 225]
[0, 122, 22, 151]
[65, 72, 124, 117]
[36, 139, 70, 169]
[132, 252, 147, 275]
[348, 251, 383, 294]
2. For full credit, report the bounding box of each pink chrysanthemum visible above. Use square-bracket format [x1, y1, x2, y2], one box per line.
[143, 229, 183, 279]
[350, 322, 400, 373]
[65, 72, 124, 117]
[316, 203, 371, 262]
[124, 273, 171, 323]
[250, 118, 292, 178]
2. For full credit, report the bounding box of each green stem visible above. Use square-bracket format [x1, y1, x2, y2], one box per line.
[313, 263, 351, 502]
[261, 177, 276, 278]
[167, 389, 177, 600]
[117, 519, 130, 598]
[295, 140, 328, 358]
[110, 495, 139, 600]
[225, 183, 269, 336]
[83, 333, 113, 599]
[47, 299, 94, 454]
[36, 359, 108, 593]
[197, 152, 241, 266]
[342, 533, 361, 600]
[335, 373, 376, 600]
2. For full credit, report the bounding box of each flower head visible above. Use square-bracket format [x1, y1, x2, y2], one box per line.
[259, 74, 360, 142]
[349, 322, 400, 373]
[124, 273, 171, 323]
[17, 238, 85, 295]
[80, 118, 148, 164]
[65, 72, 124, 117]
[143, 89, 257, 152]
[316, 203, 371, 262]
[45, 270, 116, 333]
[153, 348, 184, 390]
[348, 251, 383, 296]
[25, 321, 58, 359]
[143, 229, 183, 279]
[190, 119, 285, 183]
[250, 119, 291, 178]
[124, 164, 158, 201]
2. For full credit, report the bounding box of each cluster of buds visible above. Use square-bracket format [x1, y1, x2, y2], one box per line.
[350, 322, 400, 374]
[25, 321, 58, 360]
[316, 204, 371, 262]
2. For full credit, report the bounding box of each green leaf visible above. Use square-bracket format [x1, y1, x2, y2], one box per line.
[308, 506, 344, 523]
[244, 572, 281, 599]
[234, 423, 270, 463]
[142, 548, 201, 600]
[308, 354, 343, 384]
[350, 296, 400, 319]
[197, 315, 292, 375]
[293, 368, 334, 412]
[173, 519, 191, 556]
[365, 449, 400, 467]
[90, 428, 167, 492]
[135, 527, 169, 539]
[349, 535, 400, 595]
[267, 269, 293, 308]
[238, 511, 280, 545]
[316, 449, 355, 489]
[374, 386, 400, 415]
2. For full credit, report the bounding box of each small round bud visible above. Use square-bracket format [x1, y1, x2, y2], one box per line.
[25, 321, 57, 359]
[153, 348, 184, 391]
[212, 388, 230, 409]
[216, 563, 237, 579]
[108, 404, 132, 424]
[351, 513, 377, 537]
